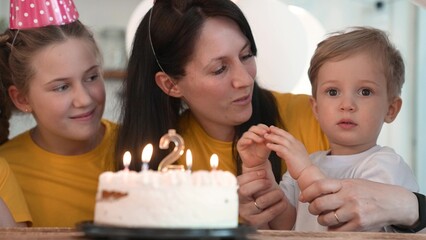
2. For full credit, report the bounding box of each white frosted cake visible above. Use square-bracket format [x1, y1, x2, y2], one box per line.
[94, 169, 238, 229]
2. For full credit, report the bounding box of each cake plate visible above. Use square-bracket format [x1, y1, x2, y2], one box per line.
[77, 221, 256, 239]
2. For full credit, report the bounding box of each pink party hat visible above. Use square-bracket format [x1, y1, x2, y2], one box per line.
[9, 0, 79, 30]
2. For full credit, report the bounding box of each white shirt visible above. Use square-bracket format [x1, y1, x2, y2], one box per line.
[280, 145, 419, 232]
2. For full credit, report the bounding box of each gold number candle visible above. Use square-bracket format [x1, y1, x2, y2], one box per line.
[158, 129, 185, 171]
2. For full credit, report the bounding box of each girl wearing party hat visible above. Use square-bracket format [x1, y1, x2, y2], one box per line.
[0, 0, 117, 227]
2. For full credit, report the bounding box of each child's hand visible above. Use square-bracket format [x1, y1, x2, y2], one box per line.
[265, 126, 325, 190]
[264, 126, 312, 179]
[237, 124, 271, 168]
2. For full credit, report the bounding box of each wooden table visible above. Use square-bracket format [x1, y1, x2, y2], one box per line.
[252, 230, 426, 240]
[1, 227, 426, 240]
[0, 228, 83, 240]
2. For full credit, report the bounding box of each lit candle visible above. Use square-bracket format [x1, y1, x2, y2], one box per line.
[141, 144, 153, 171]
[123, 151, 131, 171]
[186, 149, 192, 172]
[210, 154, 219, 171]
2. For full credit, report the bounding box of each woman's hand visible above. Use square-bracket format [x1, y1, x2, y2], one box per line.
[237, 167, 290, 229]
[300, 178, 419, 231]
[238, 159, 296, 230]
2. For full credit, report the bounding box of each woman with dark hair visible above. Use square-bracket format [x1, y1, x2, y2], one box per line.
[116, 0, 326, 181]
[118, 0, 425, 233]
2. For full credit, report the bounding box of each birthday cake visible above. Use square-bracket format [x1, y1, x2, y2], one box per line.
[93, 169, 238, 228]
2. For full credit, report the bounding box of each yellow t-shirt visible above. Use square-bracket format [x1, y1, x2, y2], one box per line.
[0, 119, 117, 227]
[177, 92, 329, 175]
[0, 157, 32, 224]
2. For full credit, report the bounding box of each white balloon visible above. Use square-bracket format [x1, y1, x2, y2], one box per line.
[125, 0, 151, 56]
[236, 0, 308, 93]
[287, 5, 326, 94]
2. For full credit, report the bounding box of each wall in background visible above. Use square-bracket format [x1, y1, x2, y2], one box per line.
[416, 7, 426, 192]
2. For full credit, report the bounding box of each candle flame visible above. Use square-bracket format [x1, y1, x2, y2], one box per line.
[186, 149, 192, 170]
[210, 154, 219, 170]
[123, 151, 131, 169]
[142, 144, 153, 163]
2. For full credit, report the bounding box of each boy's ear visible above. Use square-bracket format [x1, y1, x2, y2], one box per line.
[8, 85, 31, 113]
[385, 97, 402, 123]
[309, 96, 319, 120]
[154, 72, 182, 98]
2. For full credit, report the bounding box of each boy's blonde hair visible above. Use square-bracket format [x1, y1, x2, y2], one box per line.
[308, 27, 404, 101]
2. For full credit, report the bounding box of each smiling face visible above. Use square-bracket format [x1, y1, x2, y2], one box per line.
[21, 38, 105, 153]
[174, 17, 256, 141]
[311, 51, 401, 155]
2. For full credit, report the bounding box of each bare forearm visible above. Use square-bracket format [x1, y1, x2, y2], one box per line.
[296, 164, 326, 191]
